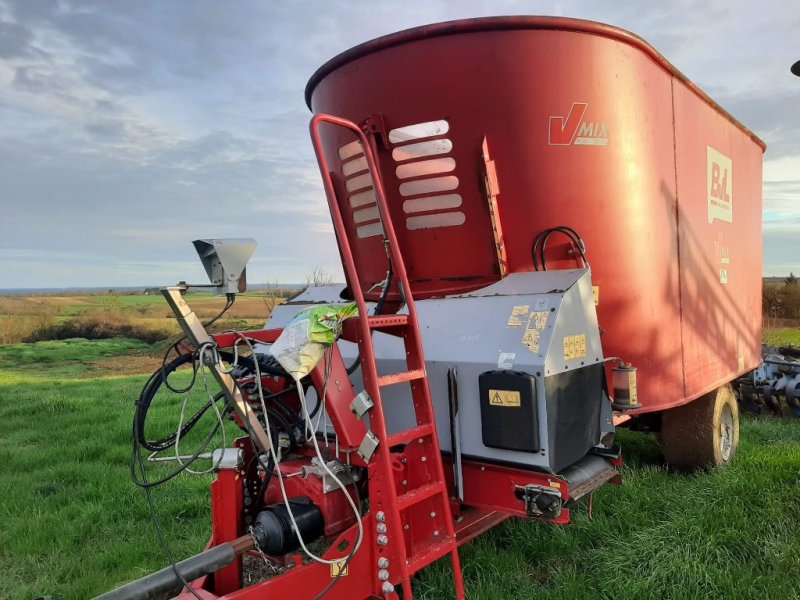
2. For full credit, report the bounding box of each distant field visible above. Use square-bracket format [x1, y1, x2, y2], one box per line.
[0, 291, 285, 345]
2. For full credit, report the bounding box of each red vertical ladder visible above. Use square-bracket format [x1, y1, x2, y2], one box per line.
[310, 113, 465, 600]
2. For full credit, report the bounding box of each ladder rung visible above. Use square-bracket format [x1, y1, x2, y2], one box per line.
[387, 424, 434, 448]
[367, 315, 409, 330]
[377, 369, 425, 387]
[406, 539, 458, 572]
[397, 482, 445, 511]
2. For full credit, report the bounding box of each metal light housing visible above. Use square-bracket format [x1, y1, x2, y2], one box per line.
[192, 238, 257, 294]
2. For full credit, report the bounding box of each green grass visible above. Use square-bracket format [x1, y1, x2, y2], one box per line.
[1, 339, 799, 599]
[763, 328, 800, 347]
[0, 338, 150, 365]
[0, 362, 233, 599]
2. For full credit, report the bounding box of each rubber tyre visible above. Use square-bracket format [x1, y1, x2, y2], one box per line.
[660, 384, 739, 471]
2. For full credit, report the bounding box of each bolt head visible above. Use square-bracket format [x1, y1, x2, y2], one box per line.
[376, 511, 386, 522]
[378, 569, 390, 581]
[430, 511, 436, 518]
[377, 534, 389, 546]
[421, 456, 427, 462]
[377, 557, 390, 569]
[382, 582, 395, 593]
[376, 523, 387, 534]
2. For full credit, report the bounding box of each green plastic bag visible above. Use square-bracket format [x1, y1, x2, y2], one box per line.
[271, 303, 358, 379]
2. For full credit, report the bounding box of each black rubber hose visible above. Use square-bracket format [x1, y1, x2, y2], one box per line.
[91, 543, 237, 600]
[135, 354, 226, 452]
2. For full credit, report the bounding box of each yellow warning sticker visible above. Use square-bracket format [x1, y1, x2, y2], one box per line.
[527, 311, 549, 331]
[628, 370, 638, 404]
[507, 305, 530, 327]
[592, 286, 600, 306]
[330, 559, 349, 577]
[563, 334, 587, 361]
[489, 389, 521, 408]
[522, 328, 541, 353]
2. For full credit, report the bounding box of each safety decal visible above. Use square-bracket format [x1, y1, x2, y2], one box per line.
[497, 352, 516, 369]
[507, 305, 530, 327]
[330, 559, 349, 577]
[489, 389, 521, 408]
[522, 310, 549, 353]
[563, 334, 587, 361]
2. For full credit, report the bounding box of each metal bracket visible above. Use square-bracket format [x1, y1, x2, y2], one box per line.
[301, 458, 361, 493]
[357, 431, 380, 463]
[212, 448, 244, 470]
[514, 484, 563, 520]
[360, 113, 389, 148]
[350, 390, 374, 419]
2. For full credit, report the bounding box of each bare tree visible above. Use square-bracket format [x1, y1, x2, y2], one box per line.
[305, 266, 336, 287]
[262, 279, 282, 316]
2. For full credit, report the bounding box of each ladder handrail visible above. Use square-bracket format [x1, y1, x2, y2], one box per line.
[308, 113, 463, 600]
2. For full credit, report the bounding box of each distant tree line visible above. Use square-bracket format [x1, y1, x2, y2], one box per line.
[764, 273, 800, 321]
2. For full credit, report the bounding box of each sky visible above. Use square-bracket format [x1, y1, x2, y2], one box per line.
[0, 0, 798, 289]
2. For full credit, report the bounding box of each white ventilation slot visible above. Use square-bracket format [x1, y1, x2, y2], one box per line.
[399, 176, 459, 197]
[338, 140, 384, 239]
[338, 140, 363, 160]
[349, 189, 377, 208]
[396, 157, 456, 179]
[403, 194, 462, 214]
[406, 212, 466, 230]
[392, 139, 452, 162]
[342, 156, 368, 177]
[356, 222, 384, 238]
[345, 172, 374, 193]
[389, 118, 465, 232]
[389, 120, 449, 143]
[353, 206, 381, 224]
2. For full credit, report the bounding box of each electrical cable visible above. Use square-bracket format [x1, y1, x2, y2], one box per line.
[160, 293, 235, 393]
[227, 331, 364, 567]
[532, 226, 589, 271]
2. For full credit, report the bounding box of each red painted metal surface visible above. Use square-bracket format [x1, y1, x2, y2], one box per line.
[305, 16, 765, 414]
[209, 465, 244, 594]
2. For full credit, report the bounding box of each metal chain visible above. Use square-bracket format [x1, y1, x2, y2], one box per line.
[248, 525, 277, 572]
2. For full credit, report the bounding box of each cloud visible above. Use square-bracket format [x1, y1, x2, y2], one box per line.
[0, 0, 798, 288]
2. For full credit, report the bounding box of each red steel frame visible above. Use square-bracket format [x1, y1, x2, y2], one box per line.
[175, 113, 620, 599]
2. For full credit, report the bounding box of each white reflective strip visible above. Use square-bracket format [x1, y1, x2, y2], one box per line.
[406, 212, 466, 230]
[345, 172, 373, 192]
[353, 206, 380, 224]
[356, 222, 384, 238]
[349, 189, 377, 208]
[338, 140, 363, 160]
[399, 176, 459, 197]
[392, 139, 453, 162]
[389, 120, 450, 144]
[402, 194, 462, 214]
[342, 156, 368, 177]
[396, 157, 456, 179]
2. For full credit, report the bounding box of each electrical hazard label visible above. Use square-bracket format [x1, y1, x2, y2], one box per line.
[489, 389, 521, 408]
[563, 334, 587, 361]
[330, 559, 349, 577]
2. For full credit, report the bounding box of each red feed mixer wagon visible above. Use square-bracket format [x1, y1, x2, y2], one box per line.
[97, 16, 764, 600]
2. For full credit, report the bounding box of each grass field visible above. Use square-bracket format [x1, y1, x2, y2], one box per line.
[1, 326, 799, 598]
[0, 291, 282, 345]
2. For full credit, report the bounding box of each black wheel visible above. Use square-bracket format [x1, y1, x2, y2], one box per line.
[660, 384, 739, 470]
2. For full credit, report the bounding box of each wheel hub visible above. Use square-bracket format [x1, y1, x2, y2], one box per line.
[719, 404, 733, 461]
